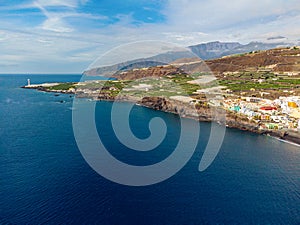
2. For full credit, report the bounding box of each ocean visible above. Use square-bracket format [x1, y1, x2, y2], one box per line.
[0, 74, 299, 224]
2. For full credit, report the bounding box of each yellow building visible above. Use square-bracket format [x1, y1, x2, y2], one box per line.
[288, 102, 298, 108]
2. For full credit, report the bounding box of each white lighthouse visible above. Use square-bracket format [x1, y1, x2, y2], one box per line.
[27, 79, 30, 86]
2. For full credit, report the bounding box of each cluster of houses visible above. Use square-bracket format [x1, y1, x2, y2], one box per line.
[72, 79, 300, 132]
[219, 96, 300, 131]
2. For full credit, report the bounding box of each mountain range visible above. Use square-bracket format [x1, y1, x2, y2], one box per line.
[188, 41, 288, 60]
[84, 41, 291, 76]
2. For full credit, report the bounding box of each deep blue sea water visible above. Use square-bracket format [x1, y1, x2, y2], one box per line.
[0, 74, 299, 224]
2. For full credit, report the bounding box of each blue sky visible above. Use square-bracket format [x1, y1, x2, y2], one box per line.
[0, 0, 299, 73]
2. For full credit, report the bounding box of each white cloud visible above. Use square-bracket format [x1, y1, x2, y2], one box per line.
[0, 0, 86, 11]
[34, 0, 83, 8]
[0, 0, 300, 73]
[33, 2, 72, 33]
[164, 0, 300, 29]
[0, 0, 102, 33]
[86, 0, 300, 47]
[41, 17, 73, 33]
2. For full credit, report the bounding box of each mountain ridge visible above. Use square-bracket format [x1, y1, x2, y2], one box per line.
[84, 41, 292, 76]
[188, 41, 288, 60]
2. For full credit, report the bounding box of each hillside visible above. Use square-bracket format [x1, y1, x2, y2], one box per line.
[106, 46, 300, 80]
[206, 46, 300, 76]
[84, 41, 290, 76]
[96, 46, 300, 99]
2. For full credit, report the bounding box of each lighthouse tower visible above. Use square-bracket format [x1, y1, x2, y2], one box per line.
[27, 79, 30, 86]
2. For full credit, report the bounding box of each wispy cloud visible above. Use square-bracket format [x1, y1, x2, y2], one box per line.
[33, 0, 84, 8]
[34, 2, 73, 32]
[0, 0, 83, 11]
[33, 0, 107, 33]
[0, 0, 299, 73]
[159, 0, 300, 42]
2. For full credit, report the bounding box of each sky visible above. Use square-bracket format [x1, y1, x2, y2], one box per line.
[0, 0, 299, 73]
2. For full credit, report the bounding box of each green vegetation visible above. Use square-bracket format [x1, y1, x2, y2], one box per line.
[219, 80, 291, 91]
[225, 71, 277, 80]
[81, 80, 131, 90]
[109, 74, 203, 97]
[277, 78, 300, 85]
[219, 71, 300, 91]
[167, 74, 200, 95]
[55, 73, 221, 99]
[44, 69, 300, 100]
[48, 83, 76, 90]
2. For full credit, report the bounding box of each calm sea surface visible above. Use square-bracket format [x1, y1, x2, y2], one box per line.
[0, 74, 299, 224]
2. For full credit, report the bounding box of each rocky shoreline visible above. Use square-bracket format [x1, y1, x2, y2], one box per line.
[137, 96, 300, 145]
[22, 85, 300, 146]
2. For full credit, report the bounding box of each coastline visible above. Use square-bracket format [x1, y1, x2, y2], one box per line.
[22, 85, 300, 146]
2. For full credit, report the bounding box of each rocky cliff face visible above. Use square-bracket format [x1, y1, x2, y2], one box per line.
[25, 83, 300, 145]
[138, 97, 214, 121]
